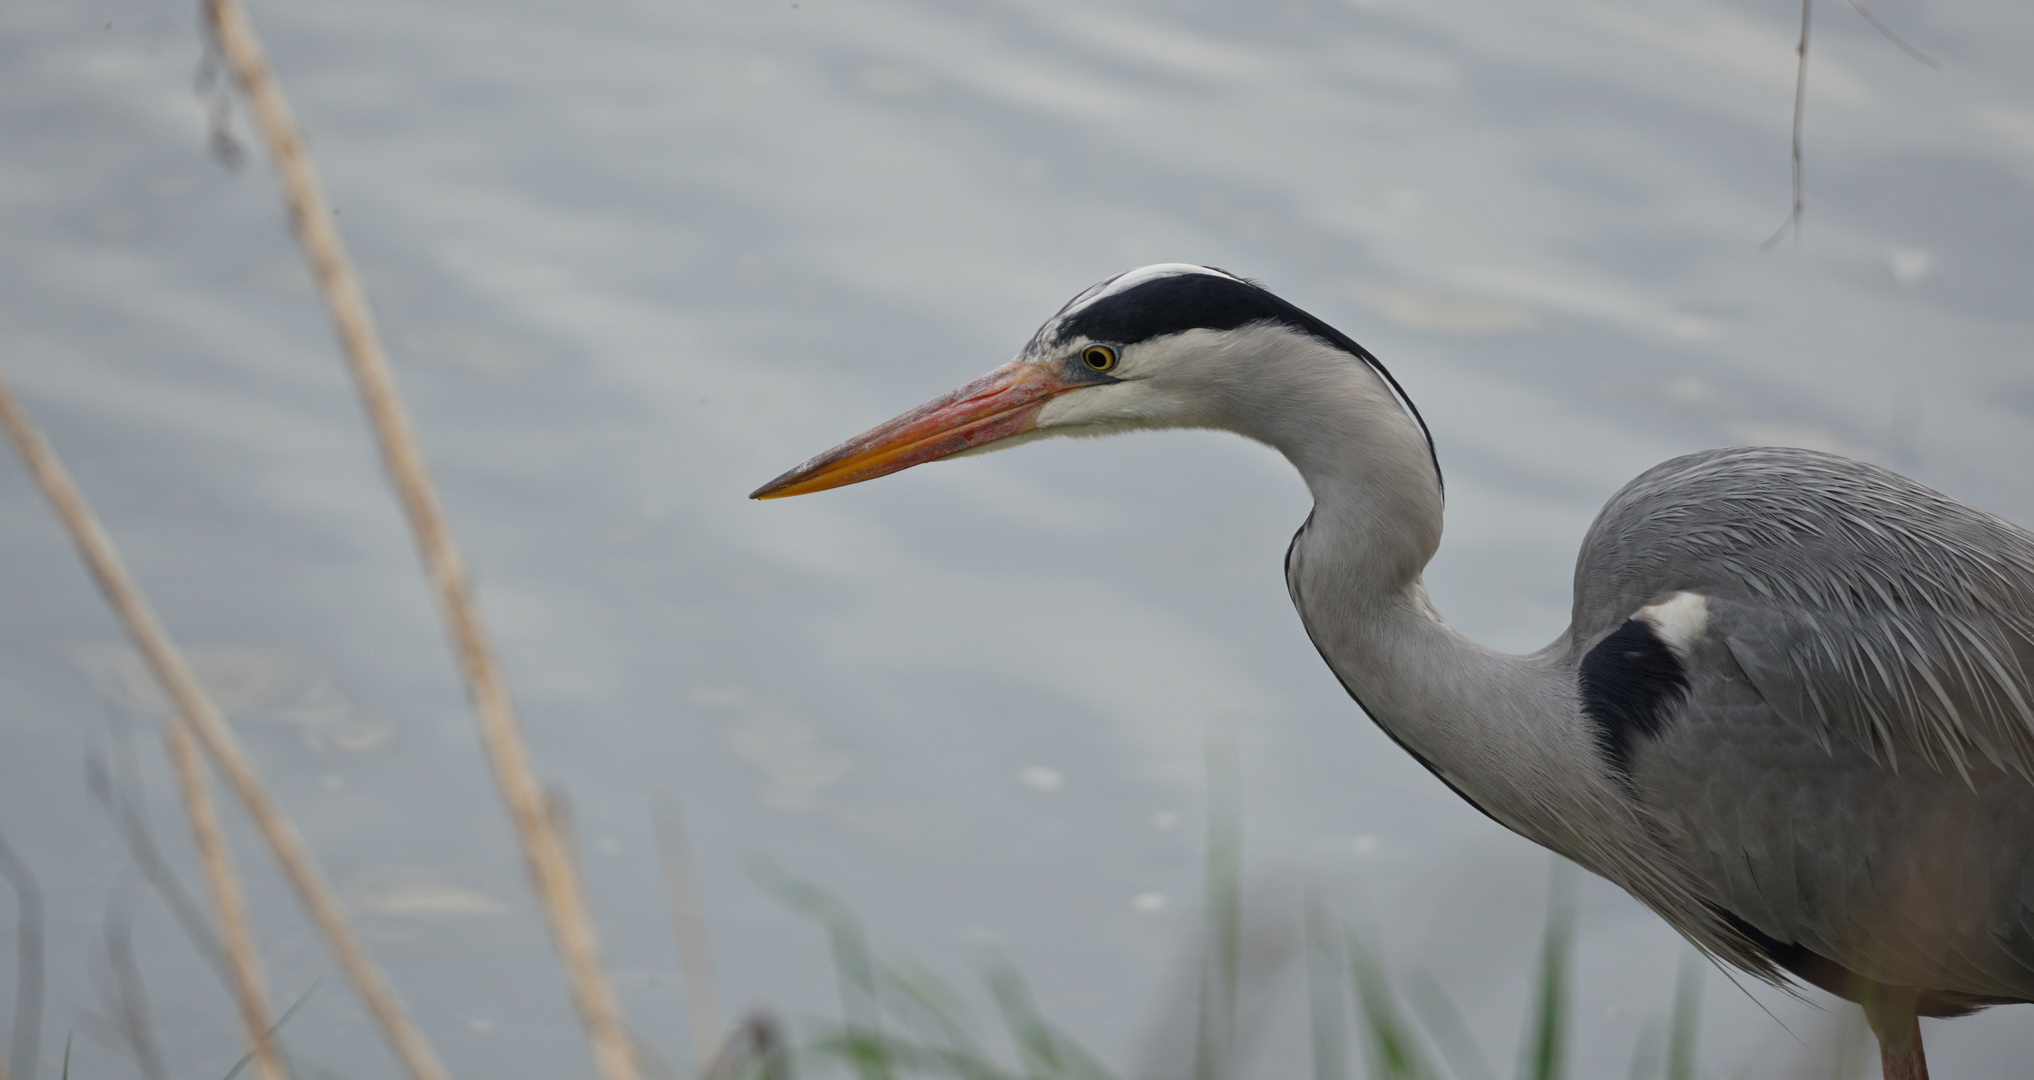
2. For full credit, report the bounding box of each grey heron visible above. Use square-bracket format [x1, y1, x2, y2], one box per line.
[752, 264, 2034, 1079]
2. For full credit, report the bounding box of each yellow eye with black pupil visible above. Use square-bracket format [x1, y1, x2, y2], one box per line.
[1080, 345, 1119, 372]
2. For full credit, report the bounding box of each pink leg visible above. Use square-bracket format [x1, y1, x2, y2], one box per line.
[1863, 990, 1928, 1080]
[1880, 1040, 1929, 1080]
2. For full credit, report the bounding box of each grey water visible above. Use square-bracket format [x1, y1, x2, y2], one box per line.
[2, 0, 2032, 1076]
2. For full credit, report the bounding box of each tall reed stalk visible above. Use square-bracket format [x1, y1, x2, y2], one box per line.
[196, 0, 639, 1075]
[0, 374, 302, 1080]
[161, 720, 286, 1080]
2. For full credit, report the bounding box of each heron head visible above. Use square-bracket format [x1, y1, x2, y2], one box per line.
[749, 264, 1431, 499]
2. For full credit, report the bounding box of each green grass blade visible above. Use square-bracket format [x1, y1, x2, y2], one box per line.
[752, 864, 895, 1080]
[988, 965, 1060, 1077]
[1194, 729, 1244, 1080]
[61, 1032, 73, 1080]
[1204, 733, 1242, 1045]
[986, 965, 1115, 1080]
[808, 1029, 1019, 1080]
[1516, 860, 1576, 1080]
[1304, 896, 1350, 1080]
[1192, 962, 1223, 1080]
[222, 980, 320, 1080]
[881, 962, 987, 1057]
[1346, 932, 1440, 1080]
[1404, 968, 1495, 1080]
[1625, 1016, 1664, 1080]
[1664, 953, 1702, 1080]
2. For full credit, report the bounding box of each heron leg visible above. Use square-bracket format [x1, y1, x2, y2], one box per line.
[1862, 989, 1929, 1080]
[1878, 1035, 1929, 1080]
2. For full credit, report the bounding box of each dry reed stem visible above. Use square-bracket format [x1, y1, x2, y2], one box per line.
[197, 2, 640, 1077]
[162, 720, 286, 1080]
[0, 373, 450, 1080]
[654, 804, 726, 1068]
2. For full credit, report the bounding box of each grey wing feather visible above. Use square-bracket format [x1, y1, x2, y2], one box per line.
[1574, 446, 2034, 782]
[1631, 638, 2034, 1003]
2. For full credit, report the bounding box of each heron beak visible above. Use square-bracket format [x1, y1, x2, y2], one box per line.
[751, 360, 1082, 499]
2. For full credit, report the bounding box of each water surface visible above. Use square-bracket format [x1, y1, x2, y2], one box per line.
[2, 0, 2032, 1075]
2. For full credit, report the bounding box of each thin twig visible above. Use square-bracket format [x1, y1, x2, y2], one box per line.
[1761, 0, 1937, 249]
[654, 802, 726, 1069]
[161, 720, 285, 1080]
[1845, 0, 1938, 68]
[1763, 0, 1813, 251]
[193, 2, 641, 1076]
[0, 373, 451, 1080]
[0, 828, 42, 1080]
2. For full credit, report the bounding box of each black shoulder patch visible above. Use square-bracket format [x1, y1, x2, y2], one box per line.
[1579, 618, 1688, 776]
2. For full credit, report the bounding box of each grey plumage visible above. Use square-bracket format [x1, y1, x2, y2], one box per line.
[754, 264, 2034, 1075]
[1579, 447, 2034, 784]
[1577, 446, 2034, 1012]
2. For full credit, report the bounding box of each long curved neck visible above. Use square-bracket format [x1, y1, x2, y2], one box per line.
[1234, 337, 1607, 854]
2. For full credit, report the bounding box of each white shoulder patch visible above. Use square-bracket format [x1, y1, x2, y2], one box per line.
[1636, 591, 1709, 659]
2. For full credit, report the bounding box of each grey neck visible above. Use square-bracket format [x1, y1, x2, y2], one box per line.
[1239, 336, 1616, 859]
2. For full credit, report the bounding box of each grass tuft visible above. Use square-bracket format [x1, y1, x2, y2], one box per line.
[769, 856, 1640, 1080]
[761, 762, 1729, 1080]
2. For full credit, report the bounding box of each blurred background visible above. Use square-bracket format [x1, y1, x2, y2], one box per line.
[2, 0, 2032, 1075]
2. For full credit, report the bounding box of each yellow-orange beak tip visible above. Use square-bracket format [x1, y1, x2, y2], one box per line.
[749, 361, 1090, 501]
[748, 469, 827, 501]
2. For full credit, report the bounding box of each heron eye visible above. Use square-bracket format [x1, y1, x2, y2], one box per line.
[1080, 344, 1119, 372]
